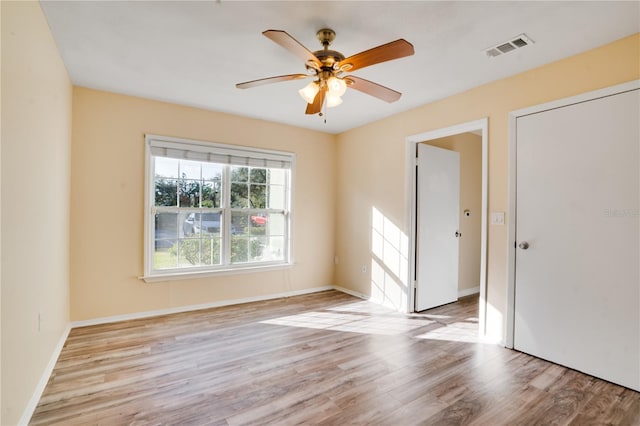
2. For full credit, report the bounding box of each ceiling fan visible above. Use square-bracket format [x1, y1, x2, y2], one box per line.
[236, 29, 414, 115]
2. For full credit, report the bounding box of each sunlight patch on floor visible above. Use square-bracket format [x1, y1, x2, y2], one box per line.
[414, 321, 484, 343]
[261, 311, 434, 336]
[326, 301, 397, 315]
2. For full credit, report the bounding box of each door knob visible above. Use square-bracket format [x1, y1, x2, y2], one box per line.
[518, 241, 529, 250]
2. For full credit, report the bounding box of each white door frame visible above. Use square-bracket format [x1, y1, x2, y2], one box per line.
[505, 79, 640, 348]
[406, 118, 489, 337]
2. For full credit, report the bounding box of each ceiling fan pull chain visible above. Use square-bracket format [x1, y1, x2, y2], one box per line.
[322, 98, 327, 123]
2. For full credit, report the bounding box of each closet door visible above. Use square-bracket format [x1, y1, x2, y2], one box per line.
[514, 88, 639, 391]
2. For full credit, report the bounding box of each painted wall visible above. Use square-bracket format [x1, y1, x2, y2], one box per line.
[335, 33, 640, 341]
[424, 133, 482, 295]
[70, 88, 336, 321]
[1, 2, 72, 424]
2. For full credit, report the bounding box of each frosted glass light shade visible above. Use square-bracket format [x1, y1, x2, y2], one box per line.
[327, 76, 347, 96]
[299, 82, 319, 103]
[326, 93, 343, 108]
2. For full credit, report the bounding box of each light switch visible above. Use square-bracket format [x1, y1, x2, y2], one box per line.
[491, 212, 505, 225]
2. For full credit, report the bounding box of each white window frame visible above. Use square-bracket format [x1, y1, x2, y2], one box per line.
[142, 134, 294, 282]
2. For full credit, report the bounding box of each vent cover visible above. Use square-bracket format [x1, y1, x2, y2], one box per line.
[485, 34, 534, 58]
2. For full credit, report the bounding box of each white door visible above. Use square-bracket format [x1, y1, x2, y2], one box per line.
[416, 144, 460, 311]
[514, 89, 639, 391]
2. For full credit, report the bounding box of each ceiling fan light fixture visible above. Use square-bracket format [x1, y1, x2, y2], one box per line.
[326, 93, 343, 108]
[299, 81, 319, 104]
[327, 76, 347, 97]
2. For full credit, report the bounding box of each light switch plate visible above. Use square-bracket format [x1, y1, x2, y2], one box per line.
[491, 212, 505, 225]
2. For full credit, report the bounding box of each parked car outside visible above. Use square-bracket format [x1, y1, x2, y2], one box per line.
[250, 213, 267, 226]
[183, 212, 236, 235]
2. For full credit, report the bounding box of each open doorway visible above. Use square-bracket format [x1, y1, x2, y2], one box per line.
[405, 119, 488, 337]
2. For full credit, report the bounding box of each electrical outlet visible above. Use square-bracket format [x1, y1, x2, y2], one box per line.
[361, 265, 367, 273]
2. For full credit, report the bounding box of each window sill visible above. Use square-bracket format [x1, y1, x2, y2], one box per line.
[140, 262, 294, 283]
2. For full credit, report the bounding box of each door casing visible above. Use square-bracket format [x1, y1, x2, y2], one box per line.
[405, 118, 489, 338]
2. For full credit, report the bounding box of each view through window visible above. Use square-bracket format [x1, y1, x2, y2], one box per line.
[146, 136, 293, 278]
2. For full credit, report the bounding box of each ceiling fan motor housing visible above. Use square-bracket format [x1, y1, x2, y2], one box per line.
[309, 29, 345, 71]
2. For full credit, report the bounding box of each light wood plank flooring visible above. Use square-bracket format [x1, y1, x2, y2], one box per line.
[31, 291, 640, 425]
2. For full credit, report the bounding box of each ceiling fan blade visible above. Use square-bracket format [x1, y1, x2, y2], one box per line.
[305, 87, 326, 115]
[236, 74, 309, 89]
[263, 30, 322, 69]
[340, 39, 414, 72]
[346, 76, 402, 103]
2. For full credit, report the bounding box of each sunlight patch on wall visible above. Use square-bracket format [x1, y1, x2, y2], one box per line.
[485, 303, 504, 344]
[370, 207, 409, 311]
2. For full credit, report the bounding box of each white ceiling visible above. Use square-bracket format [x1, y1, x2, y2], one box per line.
[40, 1, 639, 134]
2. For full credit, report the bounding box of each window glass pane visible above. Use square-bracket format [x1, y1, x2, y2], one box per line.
[155, 179, 177, 207]
[267, 213, 286, 236]
[200, 212, 223, 235]
[269, 168, 286, 185]
[155, 157, 178, 178]
[250, 184, 266, 208]
[231, 236, 249, 263]
[179, 180, 200, 208]
[250, 168, 267, 183]
[231, 212, 249, 236]
[231, 166, 248, 183]
[202, 163, 223, 181]
[267, 184, 285, 209]
[231, 235, 264, 264]
[154, 241, 177, 269]
[261, 236, 285, 261]
[176, 236, 222, 267]
[250, 237, 266, 258]
[155, 212, 178, 240]
[183, 212, 223, 236]
[200, 235, 222, 266]
[202, 181, 221, 208]
[154, 213, 178, 269]
[178, 237, 201, 267]
[249, 214, 268, 235]
[180, 160, 201, 180]
[231, 183, 248, 208]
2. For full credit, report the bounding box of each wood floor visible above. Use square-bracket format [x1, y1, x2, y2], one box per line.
[31, 291, 640, 425]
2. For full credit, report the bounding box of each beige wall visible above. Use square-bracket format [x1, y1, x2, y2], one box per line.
[70, 88, 336, 321]
[1, 2, 72, 424]
[424, 133, 482, 294]
[335, 33, 640, 341]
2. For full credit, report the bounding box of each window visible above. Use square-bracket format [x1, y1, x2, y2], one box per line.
[144, 135, 293, 280]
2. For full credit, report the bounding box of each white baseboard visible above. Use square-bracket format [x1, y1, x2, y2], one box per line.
[458, 286, 480, 298]
[19, 324, 71, 426]
[71, 286, 335, 328]
[333, 285, 370, 301]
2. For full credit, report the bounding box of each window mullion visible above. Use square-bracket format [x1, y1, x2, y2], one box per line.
[222, 165, 232, 266]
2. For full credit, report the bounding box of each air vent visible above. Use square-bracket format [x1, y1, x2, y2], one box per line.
[484, 34, 534, 58]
